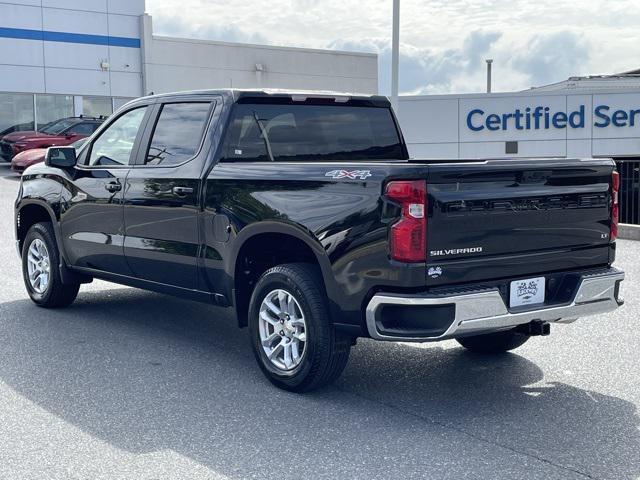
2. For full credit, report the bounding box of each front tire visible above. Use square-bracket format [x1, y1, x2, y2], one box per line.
[22, 222, 80, 308]
[456, 328, 530, 353]
[248, 263, 351, 392]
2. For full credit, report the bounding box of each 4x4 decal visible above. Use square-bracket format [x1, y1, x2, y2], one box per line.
[325, 169, 372, 180]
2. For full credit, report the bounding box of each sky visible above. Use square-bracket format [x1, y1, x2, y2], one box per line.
[146, 0, 640, 95]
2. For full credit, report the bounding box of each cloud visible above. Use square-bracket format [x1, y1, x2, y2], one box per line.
[146, 0, 639, 94]
[330, 29, 592, 95]
[152, 15, 270, 45]
[511, 31, 590, 86]
[331, 30, 502, 95]
[462, 31, 503, 66]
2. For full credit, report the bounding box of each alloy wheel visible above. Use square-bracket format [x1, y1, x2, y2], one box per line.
[258, 289, 307, 371]
[26, 238, 50, 294]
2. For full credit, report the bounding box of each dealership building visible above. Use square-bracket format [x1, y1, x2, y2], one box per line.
[0, 0, 377, 133]
[397, 71, 640, 161]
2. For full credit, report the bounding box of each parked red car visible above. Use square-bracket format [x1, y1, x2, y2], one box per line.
[11, 138, 88, 173]
[1, 117, 103, 161]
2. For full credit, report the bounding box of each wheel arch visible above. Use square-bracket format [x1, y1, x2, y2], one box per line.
[228, 222, 339, 328]
[16, 200, 61, 256]
[16, 199, 90, 285]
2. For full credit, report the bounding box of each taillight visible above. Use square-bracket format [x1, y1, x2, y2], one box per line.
[611, 170, 620, 241]
[385, 180, 426, 262]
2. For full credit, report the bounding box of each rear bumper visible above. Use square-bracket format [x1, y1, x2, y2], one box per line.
[365, 267, 625, 342]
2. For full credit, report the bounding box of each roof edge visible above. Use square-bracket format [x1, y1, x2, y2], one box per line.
[151, 34, 377, 58]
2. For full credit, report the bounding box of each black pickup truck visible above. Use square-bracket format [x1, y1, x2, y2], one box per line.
[14, 89, 624, 391]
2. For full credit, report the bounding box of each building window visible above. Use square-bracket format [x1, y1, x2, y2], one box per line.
[0, 93, 35, 135]
[35, 94, 74, 130]
[113, 98, 135, 111]
[83, 96, 113, 118]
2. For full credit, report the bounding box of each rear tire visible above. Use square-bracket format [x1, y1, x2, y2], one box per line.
[248, 263, 351, 392]
[22, 222, 80, 308]
[456, 328, 530, 353]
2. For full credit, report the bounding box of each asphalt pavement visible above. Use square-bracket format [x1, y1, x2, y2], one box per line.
[0, 162, 638, 480]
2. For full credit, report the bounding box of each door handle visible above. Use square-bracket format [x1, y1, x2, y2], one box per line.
[105, 182, 122, 193]
[172, 186, 194, 196]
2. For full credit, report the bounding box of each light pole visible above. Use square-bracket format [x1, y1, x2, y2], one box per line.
[391, 0, 400, 112]
[486, 59, 493, 93]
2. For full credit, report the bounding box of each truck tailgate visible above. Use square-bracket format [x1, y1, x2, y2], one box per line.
[425, 158, 615, 286]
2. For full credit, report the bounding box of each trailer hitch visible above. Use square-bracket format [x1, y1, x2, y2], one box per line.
[516, 320, 551, 336]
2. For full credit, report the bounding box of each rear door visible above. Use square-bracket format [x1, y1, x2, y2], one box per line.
[122, 97, 217, 290]
[425, 158, 614, 286]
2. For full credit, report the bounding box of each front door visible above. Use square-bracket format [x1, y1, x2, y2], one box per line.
[122, 99, 216, 290]
[60, 105, 151, 275]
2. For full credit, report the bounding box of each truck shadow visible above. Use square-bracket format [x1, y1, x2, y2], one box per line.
[0, 288, 637, 479]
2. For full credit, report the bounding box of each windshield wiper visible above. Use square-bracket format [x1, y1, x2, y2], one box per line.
[253, 111, 274, 161]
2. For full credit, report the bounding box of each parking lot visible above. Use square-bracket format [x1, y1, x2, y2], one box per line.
[0, 162, 638, 480]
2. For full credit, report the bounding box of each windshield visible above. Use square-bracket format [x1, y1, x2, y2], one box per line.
[221, 103, 405, 162]
[39, 119, 76, 135]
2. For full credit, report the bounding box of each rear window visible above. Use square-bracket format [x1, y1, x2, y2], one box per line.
[220, 103, 404, 162]
[67, 122, 97, 135]
[40, 119, 76, 135]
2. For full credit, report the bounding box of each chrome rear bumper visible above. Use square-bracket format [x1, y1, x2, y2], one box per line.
[366, 267, 625, 342]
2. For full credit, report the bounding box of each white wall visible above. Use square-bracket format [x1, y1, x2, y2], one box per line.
[140, 15, 378, 96]
[398, 90, 640, 159]
[0, 3, 377, 99]
[0, 0, 143, 97]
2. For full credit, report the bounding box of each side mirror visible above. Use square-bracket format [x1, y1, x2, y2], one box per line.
[45, 146, 77, 168]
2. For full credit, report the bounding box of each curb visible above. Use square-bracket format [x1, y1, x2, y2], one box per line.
[619, 223, 640, 240]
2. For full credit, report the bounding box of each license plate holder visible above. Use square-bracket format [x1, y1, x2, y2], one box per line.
[510, 277, 545, 308]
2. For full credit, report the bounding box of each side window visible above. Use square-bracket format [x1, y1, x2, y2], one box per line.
[67, 122, 95, 135]
[87, 107, 147, 166]
[144, 102, 211, 166]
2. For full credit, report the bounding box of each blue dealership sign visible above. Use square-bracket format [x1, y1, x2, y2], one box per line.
[467, 105, 640, 131]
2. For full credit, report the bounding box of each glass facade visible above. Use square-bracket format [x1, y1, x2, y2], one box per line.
[83, 96, 113, 118]
[0, 94, 137, 137]
[0, 93, 35, 135]
[36, 94, 74, 129]
[113, 97, 135, 111]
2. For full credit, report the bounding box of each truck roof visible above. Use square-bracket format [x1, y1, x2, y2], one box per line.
[137, 88, 390, 105]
